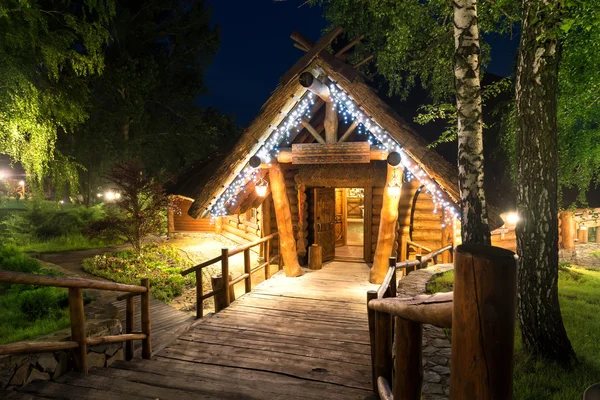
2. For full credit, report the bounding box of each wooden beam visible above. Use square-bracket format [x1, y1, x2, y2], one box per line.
[269, 164, 302, 277]
[291, 142, 371, 164]
[299, 72, 332, 102]
[276, 145, 388, 164]
[324, 102, 338, 143]
[290, 31, 314, 52]
[371, 165, 402, 283]
[354, 54, 374, 69]
[335, 35, 365, 57]
[559, 210, 575, 250]
[293, 42, 309, 52]
[281, 26, 343, 85]
[338, 119, 359, 143]
[300, 119, 326, 144]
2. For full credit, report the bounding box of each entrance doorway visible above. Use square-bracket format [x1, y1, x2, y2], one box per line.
[335, 188, 364, 261]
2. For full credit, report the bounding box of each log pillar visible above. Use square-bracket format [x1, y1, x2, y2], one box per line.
[324, 101, 338, 143]
[214, 216, 223, 234]
[578, 226, 588, 244]
[371, 165, 402, 283]
[596, 228, 600, 244]
[441, 208, 454, 263]
[269, 163, 302, 277]
[450, 244, 517, 400]
[559, 211, 575, 250]
[167, 206, 175, 235]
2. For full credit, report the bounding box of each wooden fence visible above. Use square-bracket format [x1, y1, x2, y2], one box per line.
[367, 244, 518, 399]
[181, 232, 281, 318]
[0, 271, 151, 373]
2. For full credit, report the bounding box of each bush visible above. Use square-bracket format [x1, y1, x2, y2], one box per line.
[20, 287, 69, 320]
[83, 244, 194, 302]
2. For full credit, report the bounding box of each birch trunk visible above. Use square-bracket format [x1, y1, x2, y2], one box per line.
[452, 0, 491, 245]
[515, 0, 576, 365]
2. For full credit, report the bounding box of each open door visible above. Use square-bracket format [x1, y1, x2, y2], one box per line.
[334, 188, 346, 247]
[313, 188, 336, 262]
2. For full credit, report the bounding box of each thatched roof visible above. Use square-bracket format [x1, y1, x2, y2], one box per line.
[185, 45, 502, 228]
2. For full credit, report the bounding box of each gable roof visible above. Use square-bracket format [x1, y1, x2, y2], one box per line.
[186, 44, 502, 228]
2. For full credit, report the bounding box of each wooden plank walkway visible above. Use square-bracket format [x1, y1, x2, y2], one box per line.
[18, 262, 378, 399]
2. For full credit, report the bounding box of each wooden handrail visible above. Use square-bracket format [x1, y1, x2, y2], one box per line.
[0, 270, 147, 293]
[368, 292, 453, 328]
[406, 239, 432, 254]
[187, 232, 282, 319]
[0, 271, 152, 371]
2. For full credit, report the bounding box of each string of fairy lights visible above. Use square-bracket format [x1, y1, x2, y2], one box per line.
[207, 79, 459, 230]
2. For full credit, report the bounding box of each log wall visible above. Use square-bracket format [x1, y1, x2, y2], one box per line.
[171, 198, 215, 233]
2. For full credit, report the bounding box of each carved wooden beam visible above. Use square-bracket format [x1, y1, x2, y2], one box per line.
[276, 145, 388, 164]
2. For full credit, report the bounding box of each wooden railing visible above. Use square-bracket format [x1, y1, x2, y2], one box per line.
[367, 244, 518, 399]
[181, 232, 281, 318]
[0, 270, 152, 373]
[406, 239, 432, 256]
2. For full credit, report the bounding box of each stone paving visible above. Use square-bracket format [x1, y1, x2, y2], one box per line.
[396, 264, 454, 400]
[560, 242, 600, 269]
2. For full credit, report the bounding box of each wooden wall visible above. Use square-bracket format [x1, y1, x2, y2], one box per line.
[170, 198, 215, 233]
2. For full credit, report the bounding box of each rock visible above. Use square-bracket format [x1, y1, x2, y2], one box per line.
[428, 356, 448, 366]
[436, 348, 451, 357]
[53, 353, 68, 380]
[106, 349, 124, 367]
[36, 353, 58, 373]
[87, 352, 105, 370]
[422, 382, 445, 394]
[430, 339, 451, 348]
[25, 369, 50, 384]
[8, 362, 29, 387]
[422, 346, 438, 355]
[424, 370, 442, 384]
[431, 365, 450, 375]
[90, 344, 108, 354]
[106, 343, 123, 357]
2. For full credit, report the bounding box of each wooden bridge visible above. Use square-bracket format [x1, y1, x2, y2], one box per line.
[7, 262, 378, 399]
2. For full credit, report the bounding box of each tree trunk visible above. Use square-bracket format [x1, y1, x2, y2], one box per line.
[515, 0, 576, 365]
[452, 0, 491, 245]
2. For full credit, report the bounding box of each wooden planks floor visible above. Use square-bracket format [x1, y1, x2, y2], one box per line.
[18, 262, 378, 400]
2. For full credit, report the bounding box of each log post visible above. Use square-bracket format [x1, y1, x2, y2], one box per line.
[441, 209, 454, 263]
[244, 248, 252, 293]
[393, 318, 423, 400]
[214, 216, 223, 234]
[167, 206, 175, 235]
[371, 165, 402, 283]
[324, 101, 338, 144]
[265, 239, 271, 280]
[308, 244, 323, 270]
[388, 257, 397, 298]
[221, 248, 231, 307]
[559, 211, 575, 250]
[125, 295, 135, 360]
[374, 309, 393, 393]
[596, 228, 600, 244]
[578, 226, 588, 244]
[195, 270, 203, 319]
[68, 287, 87, 373]
[415, 254, 423, 270]
[367, 290, 378, 395]
[450, 244, 517, 400]
[140, 278, 152, 360]
[269, 163, 302, 277]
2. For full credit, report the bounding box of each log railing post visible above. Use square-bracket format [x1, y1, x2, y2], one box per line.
[450, 244, 517, 399]
[195, 270, 203, 319]
[68, 287, 87, 373]
[125, 295, 135, 360]
[244, 248, 251, 293]
[140, 278, 152, 360]
[374, 309, 393, 395]
[415, 254, 423, 270]
[222, 248, 231, 308]
[393, 317, 423, 400]
[265, 239, 271, 280]
[367, 290, 378, 395]
[388, 257, 397, 298]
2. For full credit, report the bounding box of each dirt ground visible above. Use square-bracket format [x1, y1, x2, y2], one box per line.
[166, 233, 279, 315]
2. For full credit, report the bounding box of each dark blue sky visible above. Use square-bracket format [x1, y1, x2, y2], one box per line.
[199, 1, 519, 126]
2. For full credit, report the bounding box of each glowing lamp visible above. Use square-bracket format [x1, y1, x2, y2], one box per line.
[105, 191, 116, 201]
[114, 192, 121, 200]
[255, 178, 269, 197]
[505, 212, 520, 225]
[18, 180, 25, 186]
[580, 225, 588, 231]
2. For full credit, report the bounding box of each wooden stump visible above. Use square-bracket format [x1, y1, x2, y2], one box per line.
[211, 273, 235, 313]
[308, 244, 322, 270]
[450, 244, 517, 400]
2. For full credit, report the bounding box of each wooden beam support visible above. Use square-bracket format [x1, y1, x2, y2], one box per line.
[300, 119, 326, 144]
[290, 31, 314, 53]
[335, 35, 365, 57]
[371, 165, 402, 283]
[276, 145, 388, 164]
[324, 101, 338, 143]
[559, 211, 575, 250]
[354, 54, 374, 69]
[299, 72, 332, 103]
[269, 163, 302, 277]
[293, 42, 309, 52]
[338, 119, 359, 143]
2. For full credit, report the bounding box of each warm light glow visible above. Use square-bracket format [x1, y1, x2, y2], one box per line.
[255, 184, 268, 197]
[105, 191, 116, 201]
[114, 192, 121, 199]
[505, 212, 520, 225]
[18, 180, 25, 186]
[0, 171, 7, 180]
[387, 184, 401, 197]
[59, 200, 64, 204]
[97, 193, 103, 198]
[580, 225, 588, 231]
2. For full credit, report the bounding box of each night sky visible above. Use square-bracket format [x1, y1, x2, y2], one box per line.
[199, 1, 520, 126]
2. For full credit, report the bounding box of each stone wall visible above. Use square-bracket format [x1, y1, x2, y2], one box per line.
[0, 305, 124, 389]
[560, 243, 600, 269]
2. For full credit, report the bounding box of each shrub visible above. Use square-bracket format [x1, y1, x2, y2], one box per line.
[82, 244, 193, 302]
[20, 287, 69, 320]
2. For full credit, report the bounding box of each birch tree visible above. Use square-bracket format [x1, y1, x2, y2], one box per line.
[452, 0, 491, 245]
[514, 0, 576, 365]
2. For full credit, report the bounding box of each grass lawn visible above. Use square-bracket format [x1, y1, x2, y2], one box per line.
[17, 233, 122, 253]
[82, 244, 195, 302]
[0, 245, 92, 344]
[427, 265, 600, 399]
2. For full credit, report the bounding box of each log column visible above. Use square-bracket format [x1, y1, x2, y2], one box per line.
[578, 226, 588, 244]
[324, 102, 338, 143]
[269, 163, 302, 277]
[450, 244, 517, 399]
[371, 165, 402, 283]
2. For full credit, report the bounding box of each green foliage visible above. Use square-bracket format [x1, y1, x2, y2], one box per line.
[0, 0, 115, 182]
[426, 264, 600, 398]
[82, 244, 194, 302]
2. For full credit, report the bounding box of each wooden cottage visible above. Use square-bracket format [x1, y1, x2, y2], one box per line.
[171, 29, 499, 283]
